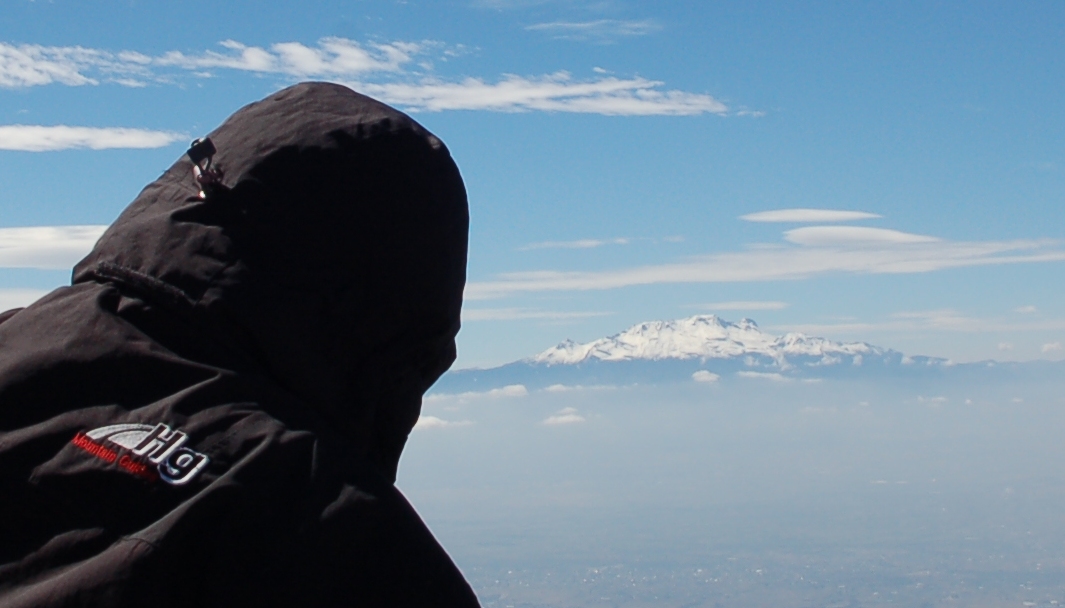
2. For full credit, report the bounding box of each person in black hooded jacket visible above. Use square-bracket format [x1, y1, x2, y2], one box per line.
[0, 82, 480, 607]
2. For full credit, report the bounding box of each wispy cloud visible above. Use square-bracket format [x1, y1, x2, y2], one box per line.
[471, 0, 557, 8]
[1014, 305, 1038, 314]
[783, 226, 937, 246]
[0, 225, 107, 269]
[0, 39, 730, 116]
[697, 300, 789, 311]
[1043, 342, 1063, 353]
[736, 371, 790, 382]
[153, 38, 420, 78]
[0, 43, 117, 87]
[353, 73, 728, 115]
[740, 209, 882, 223]
[521, 237, 630, 250]
[424, 384, 529, 402]
[777, 309, 1065, 335]
[467, 231, 1065, 299]
[462, 308, 611, 321]
[0, 288, 50, 312]
[542, 383, 616, 392]
[543, 406, 585, 425]
[890, 309, 992, 329]
[526, 19, 661, 43]
[0, 39, 416, 87]
[413, 415, 473, 430]
[0, 125, 184, 151]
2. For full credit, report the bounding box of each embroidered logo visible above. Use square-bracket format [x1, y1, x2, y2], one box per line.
[70, 423, 210, 485]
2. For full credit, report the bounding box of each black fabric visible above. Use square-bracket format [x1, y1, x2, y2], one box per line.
[0, 82, 478, 607]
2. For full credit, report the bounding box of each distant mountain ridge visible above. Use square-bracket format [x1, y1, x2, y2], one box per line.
[530, 315, 886, 366]
[430, 314, 1005, 394]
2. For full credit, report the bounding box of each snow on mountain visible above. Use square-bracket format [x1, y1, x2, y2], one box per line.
[530, 315, 886, 366]
[431, 314, 1051, 395]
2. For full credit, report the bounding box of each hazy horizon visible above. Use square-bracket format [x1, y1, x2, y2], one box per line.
[404, 377, 1065, 607]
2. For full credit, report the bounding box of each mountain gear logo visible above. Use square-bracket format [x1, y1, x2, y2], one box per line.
[70, 423, 210, 485]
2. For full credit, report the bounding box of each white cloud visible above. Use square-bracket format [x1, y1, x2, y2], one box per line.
[487, 384, 528, 397]
[0, 288, 50, 312]
[0, 40, 417, 87]
[542, 383, 616, 392]
[740, 209, 882, 223]
[692, 370, 719, 383]
[462, 308, 610, 321]
[698, 300, 789, 311]
[526, 19, 661, 42]
[471, 0, 556, 8]
[424, 384, 528, 403]
[353, 72, 728, 115]
[0, 225, 107, 269]
[1043, 342, 1063, 353]
[776, 310, 1065, 336]
[783, 226, 938, 247]
[0, 39, 730, 116]
[154, 38, 419, 77]
[111, 78, 148, 88]
[0, 125, 184, 151]
[0, 43, 106, 87]
[466, 235, 1065, 299]
[736, 371, 790, 382]
[1014, 305, 1038, 314]
[520, 237, 630, 250]
[543, 406, 585, 425]
[413, 415, 473, 430]
[997, 342, 1014, 351]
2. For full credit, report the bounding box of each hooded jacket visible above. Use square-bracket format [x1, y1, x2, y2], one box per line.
[0, 82, 478, 607]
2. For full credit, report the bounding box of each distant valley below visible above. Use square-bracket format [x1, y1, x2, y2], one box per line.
[406, 316, 1065, 607]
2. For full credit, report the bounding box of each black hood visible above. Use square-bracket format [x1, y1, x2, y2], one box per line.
[72, 82, 468, 481]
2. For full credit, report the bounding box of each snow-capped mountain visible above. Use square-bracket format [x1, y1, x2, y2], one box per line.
[531, 315, 884, 367]
[431, 314, 985, 394]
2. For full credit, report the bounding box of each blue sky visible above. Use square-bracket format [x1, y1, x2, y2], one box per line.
[1, 1, 1063, 367]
